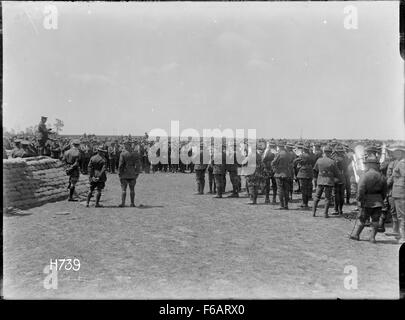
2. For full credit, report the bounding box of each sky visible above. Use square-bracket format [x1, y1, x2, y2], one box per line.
[3, 1, 404, 139]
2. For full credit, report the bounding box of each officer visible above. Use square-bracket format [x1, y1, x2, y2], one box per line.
[194, 140, 208, 195]
[63, 139, 82, 201]
[271, 141, 294, 210]
[332, 145, 347, 215]
[342, 143, 352, 205]
[243, 143, 264, 205]
[37, 116, 52, 156]
[294, 143, 313, 209]
[390, 146, 405, 244]
[350, 155, 387, 243]
[207, 145, 216, 194]
[86, 146, 108, 208]
[118, 139, 142, 207]
[312, 145, 339, 218]
[50, 140, 61, 159]
[21, 140, 36, 157]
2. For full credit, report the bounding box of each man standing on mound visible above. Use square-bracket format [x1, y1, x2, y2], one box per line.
[118, 139, 142, 207]
[86, 146, 107, 207]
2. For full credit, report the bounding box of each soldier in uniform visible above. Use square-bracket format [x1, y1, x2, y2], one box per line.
[11, 139, 24, 158]
[262, 141, 276, 204]
[207, 145, 216, 194]
[37, 116, 52, 156]
[212, 142, 226, 198]
[294, 143, 313, 209]
[312, 143, 323, 190]
[384, 145, 405, 236]
[285, 142, 296, 200]
[50, 140, 61, 159]
[349, 156, 387, 243]
[225, 141, 240, 198]
[242, 144, 264, 204]
[331, 145, 347, 215]
[118, 140, 142, 207]
[389, 146, 405, 243]
[312, 145, 340, 218]
[21, 140, 37, 157]
[63, 139, 82, 201]
[194, 140, 208, 195]
[86, 146, 108, 207]
[271, 142, 294, 210]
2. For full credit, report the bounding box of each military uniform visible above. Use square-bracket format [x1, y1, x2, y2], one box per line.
[262, 147, 276, 204]
[245, 150, 265, 204]
[312, 146, 339, 218]
[391, 158, 405, 243]
[226, 147, 239, 198]
[63, 141, 82, 201]
[350, 156, 387, 243]
[86, 149, 108, 207]
[118, 144, 142, 207]
[271, 146, 294, 209]
[194, 144, 208, 195]
[212, 148, 226, 198]
[37, 117, 50, 156]
[332, 147, 347, 215]
[294, 146, 313, 208]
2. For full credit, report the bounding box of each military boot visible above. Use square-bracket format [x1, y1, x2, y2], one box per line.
[272, 194, 277, 205]
[194, 182, 202, 195]
[323, 201, 330, 218]
[377, 215, 386, 233]
[95, 192, 103, 207]
[130, 191, 135, 207]
[118, 191, 126, 207]
[369, 222, 378, 244]
[312, 200, 319, 217]
[349, 222, 365, 241]
[264, 194, 270, 204]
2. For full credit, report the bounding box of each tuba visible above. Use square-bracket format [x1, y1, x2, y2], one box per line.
[351, 144, 365, 183]
[379, 143, 386, 164]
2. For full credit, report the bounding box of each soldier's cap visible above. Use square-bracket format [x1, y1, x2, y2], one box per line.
[365, 145, 378, 153]
[268, 141, 277, 147]
[334, 145, 345, 152]
[41, 116, 47, 119]
[323, 145, 333, 153]
[14, 139, 22, 144]
[363, 155, 379, 164]
[72, 139, 81, 145]
[295, 142, 304, 149]
[21, 140, 30, 146]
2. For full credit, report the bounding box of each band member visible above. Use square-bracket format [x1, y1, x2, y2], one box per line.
[312, 145, 339, 218]
[118, 139, 142, 207]
[350, 156, 387, 243]
[63, 139, 82, 201]
[86, 146, 107, 207]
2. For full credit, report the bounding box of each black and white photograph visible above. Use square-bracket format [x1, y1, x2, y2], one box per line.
[2, 0, 405, 302]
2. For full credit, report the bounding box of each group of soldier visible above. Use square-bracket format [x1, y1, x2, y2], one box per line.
[191, 138, 405, 245]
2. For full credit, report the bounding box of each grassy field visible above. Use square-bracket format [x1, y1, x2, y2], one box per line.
[3, 172, 401, 299]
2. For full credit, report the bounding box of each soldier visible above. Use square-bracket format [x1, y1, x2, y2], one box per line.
[212, 142, 226, 198]
[387, 145, 405, 243]
[271, 142, 294, 210]
[86, 146, 107, 207]
[342, 143, 353, 204]
[294, 143, 313, 209]
[50, 140, 61, 159]
[384, 145, 405, 236]
[194, 140, 208, 195]
[331, 145, 347, 215]
[21, 140, 37, 157]
[312, 145, 340, 218]
[118, 140, 142, 207]
[207, 145, 216, 194]
[312, 143, 323, 190]
[262, 141, 276, 204]
[349, 156, 387, 243]
[63, 139, 82, 201]
[37, 116, 52, 156]
[11, 139, 24, 158]
[285, 142, 296, 200]
[242, 144, 264, 204]
[226, 141, 240, 198]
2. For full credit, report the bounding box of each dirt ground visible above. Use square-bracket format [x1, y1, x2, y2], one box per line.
[3, 172, 401, 299]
